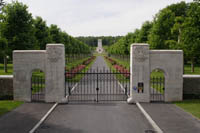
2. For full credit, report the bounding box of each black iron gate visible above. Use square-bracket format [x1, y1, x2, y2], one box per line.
[150, 76, 165, 102]
[31, 75, 45, 102]
[65, 69, 130, 103]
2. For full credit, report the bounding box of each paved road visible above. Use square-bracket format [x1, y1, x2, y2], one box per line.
[67, 56, 129, 102]
[141, 103, 200, 133]
[36, 103, 154, 133]
[0, 103, 53, 133]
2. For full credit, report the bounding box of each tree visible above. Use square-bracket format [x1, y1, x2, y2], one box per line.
[33, 16, 52, 50]
[0, 37, 8, 72]
[136, 21, 152, 43]
[0, 0, 8, 72]
[181, 1, 200, 72]
[1, 1, 36, 52]
[0, 0, 5, 12]
[148, 9, 175, 49]
[49, 24, 63, 43]
[148, 2, 187, 49]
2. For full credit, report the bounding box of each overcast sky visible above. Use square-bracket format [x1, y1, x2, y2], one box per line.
[7, 0, 193, 37]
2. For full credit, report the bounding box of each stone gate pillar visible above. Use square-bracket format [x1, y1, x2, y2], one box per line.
[45, 44, 65, 102]
[13, 44, 65, 103]
[128, 44, 150, 103]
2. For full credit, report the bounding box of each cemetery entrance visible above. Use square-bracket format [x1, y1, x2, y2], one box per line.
[65, 56, 130, 103]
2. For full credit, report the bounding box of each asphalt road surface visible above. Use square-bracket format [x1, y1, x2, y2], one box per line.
[35, 103, 154, 133]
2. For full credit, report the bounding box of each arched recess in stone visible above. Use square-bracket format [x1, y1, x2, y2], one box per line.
[31, 69, 45, 102]
[150, 68, 166, 102]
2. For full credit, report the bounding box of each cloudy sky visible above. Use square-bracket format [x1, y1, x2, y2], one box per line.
[7, 0, 193, 37]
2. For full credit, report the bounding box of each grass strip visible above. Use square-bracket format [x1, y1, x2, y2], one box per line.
[174, 99, 200, 119]
[104, 56, 129, 82]
[0, 100, 24, 117]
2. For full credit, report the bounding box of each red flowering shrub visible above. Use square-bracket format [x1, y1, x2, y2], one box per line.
[66, 65, 86, 78]
[105, 56, 130, 78]
[66, 56, 96, 79]
[113, 64, 130, 78]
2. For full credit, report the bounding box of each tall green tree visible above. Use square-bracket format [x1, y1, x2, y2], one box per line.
[181, 1, 200, 72]
[33, 16, 52, 50]
[49, 24, 63, 43]
[136, 21, 152, 43]
[1, 1, 36, 53]
[0, 0, 8, 72]
[148, 9, 175, 49]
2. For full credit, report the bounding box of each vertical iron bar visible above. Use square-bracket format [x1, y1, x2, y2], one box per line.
[97, 71, 99, 102]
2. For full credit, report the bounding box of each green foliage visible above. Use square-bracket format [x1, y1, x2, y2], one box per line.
[148, 9, 176, 49]
[76, 36, 122, 47]
[106, 1, 200, 71]
[0, 0, 5, 12]
[0, 0, 91, 63]
[48, 25, 91, 54]
[136, 21, 153, 43]
[181, 1, 200, 64]
[1, 1, 36, 57]
[0, 37, 7, 63]
[33, 16, 52, 50]
[0, 63, 13, 75]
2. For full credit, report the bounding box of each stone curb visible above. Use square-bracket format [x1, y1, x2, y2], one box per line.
[136, 102, 163, 133]
[29, 103, 58, 133]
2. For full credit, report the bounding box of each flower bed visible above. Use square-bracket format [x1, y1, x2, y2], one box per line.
[113, 64, 130, 78]
[83, 56, 96, 65]
[105, 56, 130, 78]
[66, 56, 96, 79]
[66, 65, 86, 78]
[104, 56, 117, 65]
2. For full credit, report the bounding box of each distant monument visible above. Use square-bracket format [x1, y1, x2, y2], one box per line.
[96, 39, 103, 53]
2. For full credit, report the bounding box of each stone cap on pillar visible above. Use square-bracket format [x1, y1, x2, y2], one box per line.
[46, 44, 64, 48]
[131, 43, 149, 47]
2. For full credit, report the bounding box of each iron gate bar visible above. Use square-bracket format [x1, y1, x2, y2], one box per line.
[65, 68, 130, 103]
[150, 76, 165, 102]
[31, 75, 45, 102]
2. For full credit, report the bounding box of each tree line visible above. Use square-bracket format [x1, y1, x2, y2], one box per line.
[0, 1, 91, 64]
[107, 0, 200, 71]
[76, 36, 122, 47]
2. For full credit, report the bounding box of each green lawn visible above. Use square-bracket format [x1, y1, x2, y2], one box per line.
[174, 99, 200, 119]
[0, 100, 24, 117]
[109, 56, 130, 70]
[66, 57, 91, 71]
[184, 64, 200, 75]
[0, 64, 13, 75]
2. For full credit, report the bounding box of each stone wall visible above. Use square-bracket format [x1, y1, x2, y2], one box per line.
[150, 50, 183, 102]
[0, 74, 200, 100]
[0, 75, 13, 100]
[183, 75, 200, 99]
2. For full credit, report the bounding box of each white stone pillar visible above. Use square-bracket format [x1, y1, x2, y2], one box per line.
[127, 44, 150, 103]
[45, 44, 65, 102]
[13, 50, 46, 102]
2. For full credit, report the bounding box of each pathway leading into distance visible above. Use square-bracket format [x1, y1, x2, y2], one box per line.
[67, 56, 128, 102]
